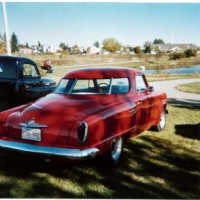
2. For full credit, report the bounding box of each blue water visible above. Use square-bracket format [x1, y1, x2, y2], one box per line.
[144, 65, 200, 75]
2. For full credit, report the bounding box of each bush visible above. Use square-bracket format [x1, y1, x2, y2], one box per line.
[169, 52, 185, 60]
[184, 49, 196, 58]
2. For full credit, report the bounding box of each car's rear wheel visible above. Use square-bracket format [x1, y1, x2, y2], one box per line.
[105, 136, 124, 166]
[154, 110, 166, 131]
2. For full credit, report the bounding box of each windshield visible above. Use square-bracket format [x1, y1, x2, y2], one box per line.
[55, 78, 129, 95]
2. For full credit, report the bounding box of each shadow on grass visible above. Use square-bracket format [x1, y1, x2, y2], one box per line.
[0, 134, 199, 199]
[168, 98, 200, 109]
[175, 123, 200, 140]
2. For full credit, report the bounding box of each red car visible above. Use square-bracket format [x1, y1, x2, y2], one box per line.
[0, 67, 167, 165]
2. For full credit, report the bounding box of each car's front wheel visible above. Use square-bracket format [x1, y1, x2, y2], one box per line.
[105, 136, 124, 166]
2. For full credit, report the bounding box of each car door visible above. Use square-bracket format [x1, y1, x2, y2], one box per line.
[135, 74, 153, 132]
[18, 61, 42, 102]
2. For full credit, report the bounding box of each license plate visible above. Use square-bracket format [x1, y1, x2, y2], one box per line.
[22, 127, 41, 142]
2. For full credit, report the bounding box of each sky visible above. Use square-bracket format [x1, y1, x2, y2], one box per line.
[0, 2, 200, 47]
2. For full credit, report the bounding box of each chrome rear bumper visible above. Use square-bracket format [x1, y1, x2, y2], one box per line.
[0, 140, 99, 160]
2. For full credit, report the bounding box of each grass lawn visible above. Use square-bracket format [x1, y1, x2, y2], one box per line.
[176, 82, 200, 94]
[24, 53, 200, 70]
[50, 66, 200, 84]
[0, 104, 199, 198]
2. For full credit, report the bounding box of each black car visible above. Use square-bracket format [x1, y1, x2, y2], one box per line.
[0, 56, 56, 110]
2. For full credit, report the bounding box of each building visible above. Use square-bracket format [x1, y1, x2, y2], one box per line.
[152, 43, 199, 52]
[18, 45, 33, 54]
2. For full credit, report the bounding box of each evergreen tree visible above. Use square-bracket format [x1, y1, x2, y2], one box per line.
[38, 41, 41, 47]
[11, 32, 19, 53]
[93, 41, 100, 48]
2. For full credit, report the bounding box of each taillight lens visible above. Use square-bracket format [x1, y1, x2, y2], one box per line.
[78, 122, 88, 143]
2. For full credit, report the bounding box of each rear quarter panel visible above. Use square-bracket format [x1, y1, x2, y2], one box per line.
[67, 99, 136, 154]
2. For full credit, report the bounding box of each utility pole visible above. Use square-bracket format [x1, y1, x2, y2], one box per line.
[2, 1, 11, 55]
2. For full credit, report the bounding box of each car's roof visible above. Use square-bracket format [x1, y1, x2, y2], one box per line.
[63, 67, 141, 79]
[0, 55, 36, 64]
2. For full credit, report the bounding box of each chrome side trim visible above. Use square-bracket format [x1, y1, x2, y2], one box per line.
[0, 140, 99, 160]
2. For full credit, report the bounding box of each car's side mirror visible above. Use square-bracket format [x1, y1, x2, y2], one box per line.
[148, 86, 154, 92]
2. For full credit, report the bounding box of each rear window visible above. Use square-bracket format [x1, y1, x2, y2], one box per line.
[55, 78, 129, 95]
[0, 59, 17, 78]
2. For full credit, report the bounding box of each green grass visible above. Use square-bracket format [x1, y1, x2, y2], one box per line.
[21, 53, 200, 70]
[176, 82, 200, 94]
[0, 104, 200, 198]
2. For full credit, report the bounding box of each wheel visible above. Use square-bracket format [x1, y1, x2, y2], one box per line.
[154, 110, 166, 132]
[104, 136, 124, 166]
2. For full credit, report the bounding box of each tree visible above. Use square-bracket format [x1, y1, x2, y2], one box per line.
[72, 44, 80, 54]
[102, 38, 121, 52]
[93, 41, 100, 48]
[184, 49, 196, 58]
[11, 32, 19, 53]
[155, 50, 163, 62]
[59, 42, 67, 50]
[144, 41, 152, 53]
[0, 33, 6, 54]
[133, 46, 141, 54]
[26, 42, 29, 48]
[153, 38, 165, 44]
[38, 41, 41, 47]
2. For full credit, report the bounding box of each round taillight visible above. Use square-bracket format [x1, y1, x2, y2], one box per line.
[78, 122, 88, 143]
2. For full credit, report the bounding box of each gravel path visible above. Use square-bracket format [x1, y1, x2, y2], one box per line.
[150, 78, 200, 105]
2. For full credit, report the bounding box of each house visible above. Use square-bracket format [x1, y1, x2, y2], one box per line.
[152, 43, 198, 52]
[88, 46, 101, 55]
[43, 45, 62, 53]
[31, 45, 38, 53]
[18, 45, 33, 54]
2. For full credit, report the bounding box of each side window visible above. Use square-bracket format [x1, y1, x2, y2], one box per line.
[0, 59, 17, 78]
[111, 78, 129, 94]
[136, 75, 147, 91]
[23, 64, 39, 77]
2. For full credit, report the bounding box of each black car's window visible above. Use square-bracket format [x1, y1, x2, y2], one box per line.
[136, 75, 147, 91]
[0, 59, 17, 78]
[23, 63, 40, 77]
[55, 78, 130, 95]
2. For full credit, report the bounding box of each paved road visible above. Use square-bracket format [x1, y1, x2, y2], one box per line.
[151, 78, 200, 105]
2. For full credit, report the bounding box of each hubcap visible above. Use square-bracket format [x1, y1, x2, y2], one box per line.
[159, 112, 166, 129]
[111, 137, 123, 161]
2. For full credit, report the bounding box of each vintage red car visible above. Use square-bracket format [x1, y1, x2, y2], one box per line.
[0, 67, 167, 165]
